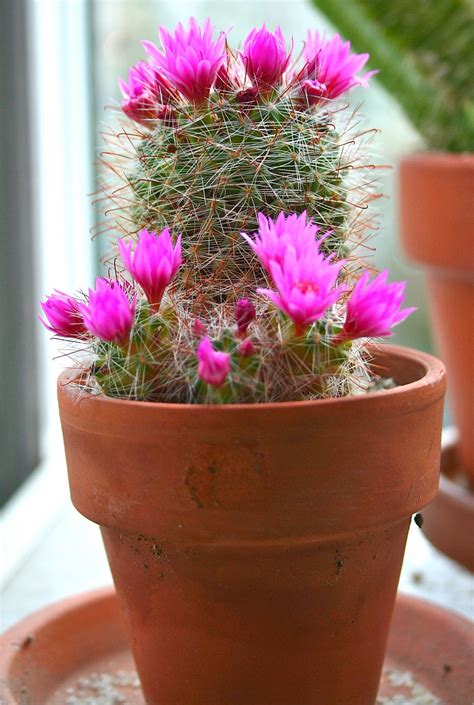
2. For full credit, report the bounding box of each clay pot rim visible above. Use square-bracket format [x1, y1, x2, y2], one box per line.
[400, 152, 474, 277]
[58, 343, 445, 414]
[0, 588, 113, 647]
[401, 152, 474, 168]
[0, 588, 114, 695]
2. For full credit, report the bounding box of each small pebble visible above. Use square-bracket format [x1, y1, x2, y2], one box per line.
[64, 671, 140, 705]
[377, 668, 443, 705]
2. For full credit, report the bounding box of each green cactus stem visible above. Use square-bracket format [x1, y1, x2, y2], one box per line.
[100, 97, 379, 311]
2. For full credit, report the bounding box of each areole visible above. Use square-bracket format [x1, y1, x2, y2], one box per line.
[57, 344, 446, 705]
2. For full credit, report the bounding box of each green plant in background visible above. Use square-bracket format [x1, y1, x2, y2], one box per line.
[310, 0, 474, 152]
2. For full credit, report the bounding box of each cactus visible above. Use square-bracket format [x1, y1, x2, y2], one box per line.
[41, 20, 415, 404]
[310, 0, 474, 152]
[102, 93, 375, 304]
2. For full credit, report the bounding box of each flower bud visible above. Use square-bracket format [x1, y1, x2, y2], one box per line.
[238, 339, 255, 357]
[234, 298, 256, 337]
[242, 25, 291, 91]
[39, 291, 87, 338]
[119, 228, 182, 311]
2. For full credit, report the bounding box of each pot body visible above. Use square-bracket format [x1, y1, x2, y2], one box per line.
[400, 153, 474, 479]
[58, 345, 445, 705]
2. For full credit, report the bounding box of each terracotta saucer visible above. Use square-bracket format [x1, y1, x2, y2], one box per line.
[422, 427, 474, 572]
[0, 588, 472, 704]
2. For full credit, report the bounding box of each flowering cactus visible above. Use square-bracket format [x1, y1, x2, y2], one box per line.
[41, 18, 415, 403]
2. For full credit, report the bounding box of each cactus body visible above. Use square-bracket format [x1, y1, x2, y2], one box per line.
[44, 22, 412, 404]
[104, 96, 374, 308]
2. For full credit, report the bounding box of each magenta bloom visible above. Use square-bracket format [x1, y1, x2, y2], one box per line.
[197, 337, 231, 387]
[302, 32, 376, 102]
[78, 279, 135, 346]
[337, 270, 416, 342]
[39, 291, 87, 338]
[119, 61, 174, 125]
[258, 246, 345, 331]
[234, 298, 256, 337]
[119, 228, 182, 310]
[143, 18, 226, 104]
[242, 211, 321, 273]
[242, 25, 291, 90]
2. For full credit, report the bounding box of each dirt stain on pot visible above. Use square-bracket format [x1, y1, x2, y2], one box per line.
[184, 466, 206, 508]
[183, 442, 267, 510]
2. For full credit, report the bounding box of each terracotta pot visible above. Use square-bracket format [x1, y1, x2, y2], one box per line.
[58, 344, 445, 705]
[399, 153, 474, 482]
[421, 428, 474, 572]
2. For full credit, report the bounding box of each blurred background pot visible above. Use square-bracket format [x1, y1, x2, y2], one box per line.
[400, 154, 474, 572]
[58, 345, 445, 705]
[400, 153, 474, 481]
[310, 0, 474, 509]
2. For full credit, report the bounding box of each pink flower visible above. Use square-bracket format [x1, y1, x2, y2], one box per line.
[336, 271, 416, 342]
[234, 298, 256, 337]
[119, 228, 182, 310]
[143, 18, 226, 104]
[301, 32, 376, 102]
[242, 211, 321, 272]
[242, 25, 291, 91]
[258, 246, 345, 331]
[197, 337, 231, 387]
[78, 279, 136, 346]
[119, 61, 174, 125]
[39, 291, 87, 338]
